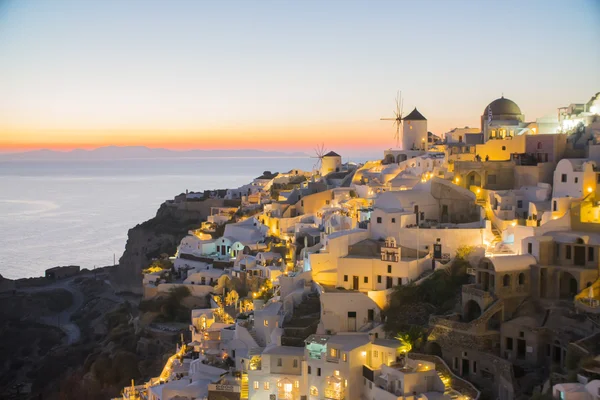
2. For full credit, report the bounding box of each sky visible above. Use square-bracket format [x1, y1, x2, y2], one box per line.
[0, 0, 599, 156]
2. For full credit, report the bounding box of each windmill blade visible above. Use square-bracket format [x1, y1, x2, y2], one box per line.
[381, 118, 397, 121]
[396, 90, 402, 117]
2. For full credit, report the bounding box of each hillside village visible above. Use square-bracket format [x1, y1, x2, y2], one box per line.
[118, 93, 600, 400]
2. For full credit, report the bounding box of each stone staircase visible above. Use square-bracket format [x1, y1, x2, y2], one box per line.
[240, 373, 249, 399]
[281, 292, 321, 347]
[249, 328, 263, 347]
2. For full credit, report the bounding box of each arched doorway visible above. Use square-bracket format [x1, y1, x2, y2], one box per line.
[466, 171, 482, 187]
[383, 154, 395, 164]
[424, 341, 443, 357]
[397, 154, 408, 163]
[559, 271, 578, 299]
[463, 300, 482, 322]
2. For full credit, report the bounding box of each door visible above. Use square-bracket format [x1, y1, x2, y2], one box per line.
[517, 339, 526, 360]
[348, 312, 357, 332]
[574, 246, 586, 266]
[386, 276, 393, 289]
[368, 309, 374, 322]
[353, 276, 359, 290]
[461, 359, 470, 376]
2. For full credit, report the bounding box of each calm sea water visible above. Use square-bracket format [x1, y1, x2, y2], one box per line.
[0, 157, 319, 279]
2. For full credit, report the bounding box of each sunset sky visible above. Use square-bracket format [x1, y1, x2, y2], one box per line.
[0, 0, 599, 155]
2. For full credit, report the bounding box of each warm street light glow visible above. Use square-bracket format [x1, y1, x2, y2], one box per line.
[588, 187, 593, 193]
[476, 188, 481, 194]
[454, 177, 460, 183]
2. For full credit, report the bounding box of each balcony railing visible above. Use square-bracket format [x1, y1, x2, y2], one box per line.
[325, 356, 340, 364]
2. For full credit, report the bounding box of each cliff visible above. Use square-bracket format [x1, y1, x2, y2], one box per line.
[112, 199, 234, 293]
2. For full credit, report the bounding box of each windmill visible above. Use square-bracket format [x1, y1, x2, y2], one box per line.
[311, 143, 327, 174]
[381, 90, 404, 148]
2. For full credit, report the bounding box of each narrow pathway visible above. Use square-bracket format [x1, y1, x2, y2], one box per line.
[20, 278, 84, 345]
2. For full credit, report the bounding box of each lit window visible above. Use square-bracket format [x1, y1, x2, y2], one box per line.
[254, 381, 259, 390]
[264, 320, 269, 327]
[310, 386, 319, 396]
[345, 379, 348, 387]
[342, 353, 347, 362]
[334, 370, 340, 376]
[264, 382, 270, 390]
[295, 380, 299, 388]
[293, 359, 298, 368]
[330, 348, 339, 358]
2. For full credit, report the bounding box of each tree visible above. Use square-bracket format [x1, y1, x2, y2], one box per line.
[226, 290, 239, 308]
[395, 326, 425, 361]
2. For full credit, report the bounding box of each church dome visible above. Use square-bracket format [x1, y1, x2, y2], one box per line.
[483, 96, 522, 118]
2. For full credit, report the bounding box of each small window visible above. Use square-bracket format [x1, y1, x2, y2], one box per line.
[519, 331, 524, 338]
[376, 217, 382, 223]
[537, 142, 542, 150]
[308, 365, 311, 374]
[301, 200, 304, 206]
[293, 359, 298, 368]
[387, 265, 392, 273]
[264, 382, 270, 390]
[506, 337, 513, 350]
[517, 200, 523, 208]
[527, 243, 533, 254]
[473, 361, 477, 373]
[330, 348, 339, 358]
[588, 247, 594, 262]
[597, 174, 600, 183]
[391, 218, 396, 223]
[342, 353, 347, 362]
[364, 276, 368, 283]
[574, 177, 579, 184]
[518, 273, 525, 285]
[502, 146, 506, 151]
[317, 368, 321, 376]
[334, 370, 339, 376]
[344, 275, 348, 282]
[561, 174, 567, 183]
[264, 319, 269, 327]
[377, 275, 382, 283]
[254, 381, 259, 390]
[503, 274, 511, 287]
[373, 350, 378, 358]
[397, 277, 402, 285]
[553, 201, 557, 211]
[566, 245, 572, 260]
[277, 358, 282, 366]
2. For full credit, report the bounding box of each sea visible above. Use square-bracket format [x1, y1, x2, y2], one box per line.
[0, 157, 324, 279]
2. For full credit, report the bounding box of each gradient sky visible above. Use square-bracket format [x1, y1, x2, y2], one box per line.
[0, 0, 599, 155]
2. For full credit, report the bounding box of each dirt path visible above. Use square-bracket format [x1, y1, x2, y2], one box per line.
[20, 278, 84, 345]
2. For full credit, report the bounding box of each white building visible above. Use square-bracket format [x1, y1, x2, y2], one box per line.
[247, 345, 305, 400]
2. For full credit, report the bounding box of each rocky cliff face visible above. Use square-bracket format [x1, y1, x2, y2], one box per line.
[112, 202, 209, 293]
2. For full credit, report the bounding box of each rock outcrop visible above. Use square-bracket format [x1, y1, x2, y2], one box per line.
[113, 199, 230, 293]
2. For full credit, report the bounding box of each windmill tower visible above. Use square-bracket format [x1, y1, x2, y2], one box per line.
[381, 91, 404, 148]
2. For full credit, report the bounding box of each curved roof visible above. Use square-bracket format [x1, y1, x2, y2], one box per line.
[483, 96, 522, 117]
[484, 254, 536, 272]
[404, 108, 427, 121]
[323, 151, 341, 157]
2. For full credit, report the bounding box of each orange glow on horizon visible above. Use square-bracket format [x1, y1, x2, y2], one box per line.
[0, 120, 431, 153]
